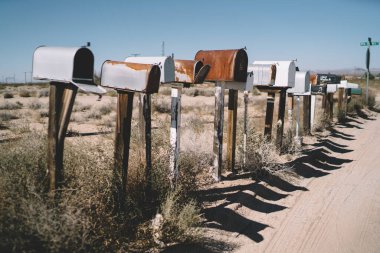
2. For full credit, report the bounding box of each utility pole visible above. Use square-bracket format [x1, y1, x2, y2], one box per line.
[162, 41, 165, 56]
[24, 72, 27, 84]
[360, 37, 379, 104]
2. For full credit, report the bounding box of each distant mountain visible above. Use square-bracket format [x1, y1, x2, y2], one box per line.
[312, 68, 380, 77]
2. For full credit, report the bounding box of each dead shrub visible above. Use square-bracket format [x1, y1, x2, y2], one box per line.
[3, 92, 14, 99]
[313, 111, 331, 131]
[19, 89, 35, 97]
[0, 101, 22, 110]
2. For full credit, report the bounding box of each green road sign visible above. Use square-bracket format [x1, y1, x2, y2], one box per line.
[361, 42, 379, 46]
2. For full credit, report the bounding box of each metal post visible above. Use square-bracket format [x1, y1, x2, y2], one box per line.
[213, 82, 225, 182]
[264, 92, 275, 140]
[243, 91, 248, 168]
[169, 86, 182, 187]
[227, 89, 238, 174]
[310, 95, 316, 128]
[366, 45, 370, 105]
[47, 82, 77, 196]
[114, 91, 134, 210]
[295, 96, 301, 146]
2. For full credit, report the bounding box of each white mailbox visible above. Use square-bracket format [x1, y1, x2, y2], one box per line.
[251, 61, 296, 88]
[125, 56, 175, 84]
[287, 71, 310, 95]
[100, 61, 161, 94]
[327, 84, 337, 93]
[32, 46, 106, 94]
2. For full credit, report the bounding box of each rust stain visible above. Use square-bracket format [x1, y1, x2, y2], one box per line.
[194, 49, 248, 82]
[106, 61, 151, 71]
[310, 73, 318, 85]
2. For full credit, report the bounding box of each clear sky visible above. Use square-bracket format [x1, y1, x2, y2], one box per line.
[0, 0, 379, 82]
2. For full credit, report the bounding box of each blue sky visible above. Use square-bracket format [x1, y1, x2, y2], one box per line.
[0, 0, 379, 82]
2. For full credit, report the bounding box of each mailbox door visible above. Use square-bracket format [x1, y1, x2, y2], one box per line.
[250, 64, 276, 86]
[125, 56, 175, 83]
[327, 84, 337, 93]
[194, 49, 248, 82]
[311, 85, 327, 95]
[288, 71, 310, 94]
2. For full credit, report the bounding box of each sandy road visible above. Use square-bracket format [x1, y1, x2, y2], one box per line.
[245, 115, 380, 253]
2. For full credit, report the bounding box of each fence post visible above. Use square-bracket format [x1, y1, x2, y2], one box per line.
[303, 95, 311, 135]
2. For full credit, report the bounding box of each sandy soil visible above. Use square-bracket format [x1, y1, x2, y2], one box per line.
[193, 111, 380, 253]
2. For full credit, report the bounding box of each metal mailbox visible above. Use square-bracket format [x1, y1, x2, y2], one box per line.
[32, 46, 106, 94]
[247, 63, 276, 87]
[287, 71, 310, 95]
[251, 61, 296, 88]
[125, 56, 175, 84]
[350, 88, 362, 95]
[338, 80, 359, 89]
[174, 60, 210, 84]
[310, 85, 327, 95]
[327, 84, 337, 93]
[100, 61, 161, 94]
[317, 74, 341, 85]
[194, 49, 248, 82]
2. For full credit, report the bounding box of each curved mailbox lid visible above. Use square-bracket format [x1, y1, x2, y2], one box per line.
[32, 46, 106, 94]
[253, 61, 296, 88]
[248, 63, 277, 86]
[174, 60, 210, 84]
[100, 61, 161, 94]
[287, 71, 310, 95]
[125, 56, 174, 84]
[194, 49, 248, 82]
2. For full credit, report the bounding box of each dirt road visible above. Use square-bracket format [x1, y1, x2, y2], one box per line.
[235, 114, 380, 253]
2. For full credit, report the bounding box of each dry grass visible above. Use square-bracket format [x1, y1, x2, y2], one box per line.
[0, 101, 23, 110]
[3, 92, 14, 99]
[19, 89, 35, 97]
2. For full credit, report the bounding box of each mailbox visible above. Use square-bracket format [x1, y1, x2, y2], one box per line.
[311, 85, 327, 95]
[287, 71, 310, 95]
[32, 46, 106, 94]
[247, 63, 276, 86]
[125, 56, 175, 84]
[251, 61, 296, 88]
[327, 84, 337, 93]
[194, 49, 248, 82]
[317, 74, 341, 85]
[350, 88, 362, 95]
[100, 61, 161, 94]
[338, 80, 359, 89]
[174, 60, 210, 84]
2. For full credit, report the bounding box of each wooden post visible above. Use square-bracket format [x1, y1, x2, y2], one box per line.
[114, 91, 134, 209]
[338, 87, 344, 113]
[287, 95, 294, 135]
[276, 89, 287, 150]
[343, 88, 348, 118]
[47, 82, 77, 195]
[264, 92, 275, 140]
[329, 93, 334, 121]
[169, 86, 182, 187]
[227, 89, 238, 174]
[310, 95, 316, 128]
[243, 91, 248, 168]
[213, 82, 225, 181]
[295, 96, 302, 146]
[303, 95, 311, 135]
[138, 94, 152, 189]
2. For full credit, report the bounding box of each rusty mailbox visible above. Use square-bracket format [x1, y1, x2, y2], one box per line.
[100, 61, 161, 93]
[287, 71, 310, 95]
[194, 48, 248, 90]
[174, 60, 210, 85]
[250, 61, 296, 88]
[33, 46, 105, 94]
[125, 56, 174, 84]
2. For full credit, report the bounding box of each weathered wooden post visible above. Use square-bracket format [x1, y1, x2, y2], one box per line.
[243, 90, 249, 167]
[100, 60, 161, 208]
[124, 56, 175, 188]
[227, 89, 238, 173]
[338, 86, 344, 113]
[32, 46, 106, 195]
[168, 59, 210, 187]
[287, 95, 294, 134]
[287, 71, 311, 146]
[303, 95, 311, 135]
[250, 61, 296, 148]
[326, 84, 337, 121]
[195, 49, 248, 181]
